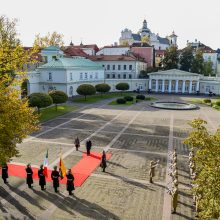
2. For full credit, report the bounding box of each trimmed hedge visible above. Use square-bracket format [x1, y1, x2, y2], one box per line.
[136, 94, 145, 100]
[124, 96, 133, 102]
[116, 98, 126, 104]
[203, 99, 212, 104]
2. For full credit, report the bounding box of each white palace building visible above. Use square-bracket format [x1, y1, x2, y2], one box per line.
[26, 46, 220, 96]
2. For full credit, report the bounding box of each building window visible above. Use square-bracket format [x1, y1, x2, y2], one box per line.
[90, 74, 93, 79]
[107, 74, 110, 79]
[85, 73, 88, 79]
[129, 74, 132, 79]
[70, 73, 73, 81]
[95, 72, 98, 79]
[118, 74, 121, 79]
[129, 65, 132, 70]
[80, 73, 83, 80]
[102, 65, 105, 68]
[124, 65, 127, 70]
[48, 73, 52, 81]
[107, 65, 110, 70]
[113, 65, 115, 70]
[118, 65, 121, 70]
[123, 74, 126, 79]
[69, 86, 73, 96]
[112, 74, 115, 79]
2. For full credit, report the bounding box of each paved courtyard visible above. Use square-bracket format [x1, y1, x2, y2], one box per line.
[0, 95, 219, 220]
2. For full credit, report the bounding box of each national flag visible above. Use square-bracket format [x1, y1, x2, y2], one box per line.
[43, 150, 48, 177]
[59, 156, 66, 179]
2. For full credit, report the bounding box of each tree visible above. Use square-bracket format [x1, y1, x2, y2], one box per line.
[76, 84, 96, 100]
[184, 119, 220, 219]
[0, 15, 39, 85]
[49, 90, 68, 111]
[34, 31, 64, 48]
[0, 80, 39, 165]
[141, 36, 150, 44]
[191, 49, 204, 74]
[179, 46, 194, 71]
[162, 46, 179, 70]
[0, 15, 39, 164]
[29, 93, 53, 113]
[203, 58, 214, 76]
[95, 83, 111, 96]
[115, 83, 129, 95]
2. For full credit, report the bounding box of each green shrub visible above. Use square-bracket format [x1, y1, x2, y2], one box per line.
[49, 90, 68, 111]
[95, 83, 111, 95]
[116, 98, 126, 104]
[115, 83, 129, 94]
[203, 99, 212, 104]
[124, 96, 133, 102]
[136, 94, 145, 100]
[215, 101, 220, 106]
[76, 84, 96, 100]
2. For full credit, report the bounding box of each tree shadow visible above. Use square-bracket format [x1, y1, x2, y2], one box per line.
[178, 200, 194, 209]
[105, 172, 154, 191]
[107, 161, 128, 169]
[175, 211, 195, 220]
[0, 186, 35, 220]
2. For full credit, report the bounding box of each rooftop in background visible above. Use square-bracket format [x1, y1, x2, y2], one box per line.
[187, 40, 216, 53]
[89, 55, 144, 62]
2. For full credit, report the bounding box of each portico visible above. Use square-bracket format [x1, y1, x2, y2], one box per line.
[148, 69, 201, 94]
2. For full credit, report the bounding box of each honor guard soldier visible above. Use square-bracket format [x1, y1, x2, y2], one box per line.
[38, 165, 46, 190]
[51, 166, 60, 193]
[74, 137, 80, 151]
[1, 164, 8, 184]
[66, 169, 75, 195]
[100, 151, 107, 172]
[149, 160, 159, 183]
[26, 164, 33, 188]
[171, 181, 178, 214]
[86, 139, 92, 156]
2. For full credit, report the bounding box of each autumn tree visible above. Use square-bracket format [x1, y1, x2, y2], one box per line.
[191, 49, 204, 74]
[34, 31, 64, 48]
[0, 15, 39, 164]
[203, 58, 214, 76]
[184, 119, 220, 219]
[179, 46, 194, 72]
[162, 46, 179, 70]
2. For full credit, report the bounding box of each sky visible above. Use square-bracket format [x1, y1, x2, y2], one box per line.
[1, 0, 220, 49]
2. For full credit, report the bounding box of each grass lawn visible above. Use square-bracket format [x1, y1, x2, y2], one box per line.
[108, 100, 135, 106]
[145, 97, 157, 101]
[39, 105, 78, 122]
[72, 93, 136, 103]
[189, 98, 220, 111]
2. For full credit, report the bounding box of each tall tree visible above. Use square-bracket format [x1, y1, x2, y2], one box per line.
[179, 46, 194, 71]
[203, 57, 214, 76]
[162, 46, 179, 70]
[0, 15, 39, 164]
[184, 119, 220, 219]
[191, 49, 204, 74]
[34, 32, 64, 48]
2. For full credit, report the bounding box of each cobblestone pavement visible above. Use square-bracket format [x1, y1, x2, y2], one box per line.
[0, 95, 219, 220]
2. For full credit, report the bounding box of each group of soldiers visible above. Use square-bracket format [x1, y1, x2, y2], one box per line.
[167, 148, 179, 214]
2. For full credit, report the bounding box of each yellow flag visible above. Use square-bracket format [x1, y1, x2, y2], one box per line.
[59, 156, 66, 179]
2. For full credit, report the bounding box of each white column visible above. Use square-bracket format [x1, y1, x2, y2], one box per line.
[168, 80, 172, 93]
[175, 80, 179, 93]
[162, 80, 165, 92]
[196, 81, 200, 92]
[149, 79, 152, 90]
[182, 80, 186, 93]
[189, 81, 193, 94]
[155, 79, 158, 92]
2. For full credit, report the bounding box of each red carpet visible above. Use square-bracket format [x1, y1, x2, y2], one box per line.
[0, 152, 111, 187]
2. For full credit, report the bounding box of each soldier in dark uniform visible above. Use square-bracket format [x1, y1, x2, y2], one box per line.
[38, 165, 46, 190]
[86, 139, 92, 156]
[66, 169, 75, 195]
[171, 182, 178, 214]
[26, 164, 33, 188]
[51, 166, 60, 193]
[74, 137, 80, 151]
[100, 151, 107, 172]
[1, 164, 9, 184]
[149, 160, 159, 183]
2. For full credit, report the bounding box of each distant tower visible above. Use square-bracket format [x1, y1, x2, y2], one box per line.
[140, 19, 151, 37]
[168, 31, 178, 46]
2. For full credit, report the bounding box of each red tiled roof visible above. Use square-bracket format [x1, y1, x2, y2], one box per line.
[89, 55, 139, 62]
[63, 46, 88, 57]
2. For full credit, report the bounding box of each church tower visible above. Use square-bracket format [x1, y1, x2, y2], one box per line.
[140, 19, 151, 37]
[168, 31, 178, 46]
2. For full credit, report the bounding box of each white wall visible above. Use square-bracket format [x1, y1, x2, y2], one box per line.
[96, 47, 130, 55]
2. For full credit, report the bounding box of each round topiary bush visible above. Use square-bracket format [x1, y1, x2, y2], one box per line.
[95, 83, 111, 96]
[116, 98, 126, 104]
[215, 101, 220, 106]
[203, 99, 212, 104]
[76, 84, 96, 100]
[124, 96, 133, 102]
[136, 94, 145, 100]
[49, 90, 68, 111]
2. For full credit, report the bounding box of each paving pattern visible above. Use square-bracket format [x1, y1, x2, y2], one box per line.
[0, 95, 219, 220]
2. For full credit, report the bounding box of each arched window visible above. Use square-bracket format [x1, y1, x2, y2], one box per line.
[69, 86, 73, 96]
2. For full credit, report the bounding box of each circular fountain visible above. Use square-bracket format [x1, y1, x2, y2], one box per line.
[150, 101, 198, 110]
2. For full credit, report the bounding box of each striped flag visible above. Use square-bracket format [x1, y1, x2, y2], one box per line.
[59, 156, 66, 179]
[43, 150, 48, 177]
